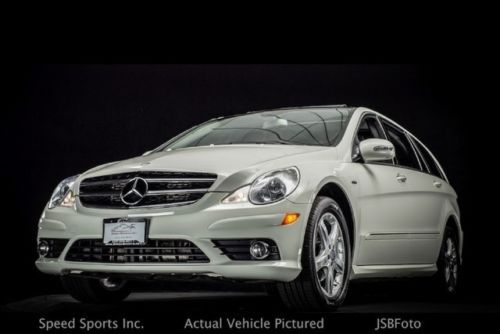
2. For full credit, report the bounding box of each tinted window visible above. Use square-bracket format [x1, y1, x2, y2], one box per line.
[164, 108, 354, 150]
[381, 121, 421, 170]
[412, 139, 444, 179]
[353, 116, 392, 163]
[356, 116, 385, 142]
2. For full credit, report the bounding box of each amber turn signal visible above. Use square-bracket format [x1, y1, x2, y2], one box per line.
[282, 212, 300, 225]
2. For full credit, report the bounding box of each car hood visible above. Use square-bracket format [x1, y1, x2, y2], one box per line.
[81, 145, 332, 191]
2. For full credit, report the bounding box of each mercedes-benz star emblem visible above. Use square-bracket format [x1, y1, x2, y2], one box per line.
[120, 177, 148, 205]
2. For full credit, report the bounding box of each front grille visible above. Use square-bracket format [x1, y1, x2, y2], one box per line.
[65, 239, 210, 263]
[39, 238, 69, 258]
[212, 239, 280, 261]
[79, 171, 217, 209]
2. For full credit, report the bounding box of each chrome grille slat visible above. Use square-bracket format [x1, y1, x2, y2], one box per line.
[146, 189, 210, 195]
[79, 179, 132, 186]
[145, 178, 216, 183]
[79, 171, 217, 209]
[79, 192, 120, 197]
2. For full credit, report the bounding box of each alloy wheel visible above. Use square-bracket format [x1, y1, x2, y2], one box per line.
[313, 212, 346, 299]
[444, 237, 458, 292]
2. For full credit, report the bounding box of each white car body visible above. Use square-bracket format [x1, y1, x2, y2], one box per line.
[36, 106, 462, 286]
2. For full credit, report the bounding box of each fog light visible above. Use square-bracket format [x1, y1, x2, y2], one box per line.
[99, 277, 125, 291]
[249, 240, 270, 260]
[38, 240, 50, 257]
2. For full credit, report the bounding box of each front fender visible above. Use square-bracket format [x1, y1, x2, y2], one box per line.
[286, 163, 359, 265]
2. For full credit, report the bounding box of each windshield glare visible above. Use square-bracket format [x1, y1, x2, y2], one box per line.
[164, 108, 353, 150]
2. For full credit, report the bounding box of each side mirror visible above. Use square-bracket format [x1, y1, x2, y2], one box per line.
[359, 138, 395, 162]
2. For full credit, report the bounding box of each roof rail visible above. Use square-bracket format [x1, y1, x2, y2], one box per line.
[247, 104, 350, 114]
[298, 104, 349, 108]
[269, 104, 349, 109]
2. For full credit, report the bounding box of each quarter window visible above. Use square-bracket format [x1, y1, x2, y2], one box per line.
[381, 121, 421, 170]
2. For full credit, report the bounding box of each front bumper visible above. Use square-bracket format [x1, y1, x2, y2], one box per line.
[36, 193, 310, 282]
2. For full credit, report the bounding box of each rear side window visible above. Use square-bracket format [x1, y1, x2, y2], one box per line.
[381, 121, 421, 170]
[412, 139, 445, 180]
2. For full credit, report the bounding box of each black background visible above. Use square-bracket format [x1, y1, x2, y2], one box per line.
[2, 64, 494, 306]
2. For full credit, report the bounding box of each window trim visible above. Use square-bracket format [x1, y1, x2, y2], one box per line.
[408, 134, 449, 183]
[374, 115, 390, 141]
[373, 115, 397, 165]
[379, 118, 423, 172]
[408, 135, 430, 174]
[404, 131, 424, 172]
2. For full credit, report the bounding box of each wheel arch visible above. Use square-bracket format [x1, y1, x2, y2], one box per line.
[443, 213, 463, 262]
[315, 182, 356, 254]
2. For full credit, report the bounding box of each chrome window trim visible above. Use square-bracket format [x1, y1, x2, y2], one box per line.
[375, 113, 449, 184]
[408, 135, 430, 174]
[379, 118, 422, 171]
[404, 131, 424, 172]
[409, 135, 449, 183]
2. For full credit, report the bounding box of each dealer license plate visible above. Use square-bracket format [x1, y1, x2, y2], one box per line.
[103, 219, 147, 246]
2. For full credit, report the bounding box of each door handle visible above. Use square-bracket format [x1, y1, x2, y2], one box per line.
[396, 174, 407, 183]
[433, 181, 442, 188]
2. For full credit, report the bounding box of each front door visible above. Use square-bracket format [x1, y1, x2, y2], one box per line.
[353, 117, 436, 265]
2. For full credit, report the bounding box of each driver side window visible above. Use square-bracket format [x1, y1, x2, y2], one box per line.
[357, 116, 385, 142]
[353, 115, 391, 163]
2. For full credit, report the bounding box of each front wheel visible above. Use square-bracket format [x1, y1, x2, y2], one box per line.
[61, 276, 131, 303]
[277, 196, 351, 310]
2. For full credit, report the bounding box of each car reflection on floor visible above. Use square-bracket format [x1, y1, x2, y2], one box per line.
[4, 282, 500, 315]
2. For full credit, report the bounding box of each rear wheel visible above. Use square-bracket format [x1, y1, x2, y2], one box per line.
[277, 196, 351, 310]
[435, 226, 460, 295]
[61, 276, 131, 303]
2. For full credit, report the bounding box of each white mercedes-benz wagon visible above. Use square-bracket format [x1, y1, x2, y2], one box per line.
[36, 105, 462, 310]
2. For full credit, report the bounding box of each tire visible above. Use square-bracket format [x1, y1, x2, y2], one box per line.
[277, 196, 352, 310]
[435, 225, 460, 295]
[61, 276, 131, 303]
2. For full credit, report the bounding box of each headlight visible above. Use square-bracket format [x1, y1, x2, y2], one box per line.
[48, 175, 79, 209]
[221, 185, 250, 204]
[249, 167, 299, 204]
[222, 167, 300, 205]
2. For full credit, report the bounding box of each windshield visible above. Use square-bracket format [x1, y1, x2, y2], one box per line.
[162, 108, 354, 150]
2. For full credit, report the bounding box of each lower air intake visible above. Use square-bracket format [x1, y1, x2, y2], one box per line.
[65, 239, 209, 263]
[39, 238, 69, 259]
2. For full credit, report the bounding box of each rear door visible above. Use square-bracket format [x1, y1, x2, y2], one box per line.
[408, 135, 450, 263]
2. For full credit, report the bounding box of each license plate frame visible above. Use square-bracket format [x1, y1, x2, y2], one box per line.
[102, 218, 150, 246]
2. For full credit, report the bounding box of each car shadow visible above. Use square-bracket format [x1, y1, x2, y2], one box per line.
[3, 279, 500, 315]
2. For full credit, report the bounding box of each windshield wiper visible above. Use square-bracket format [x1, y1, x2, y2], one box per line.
[263, 139, 299, 145]
[224, 140, 294, 145]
